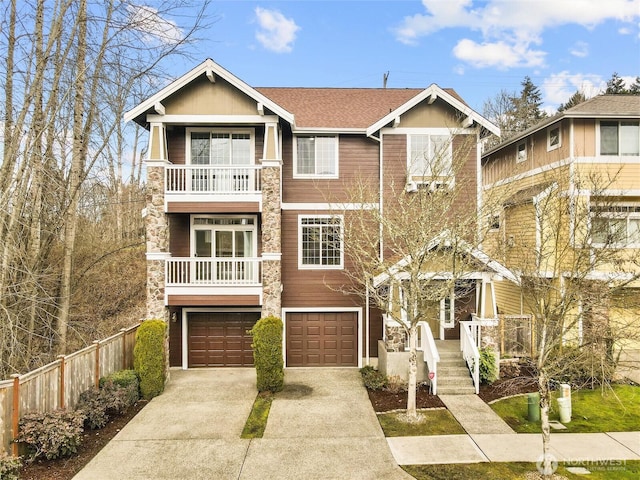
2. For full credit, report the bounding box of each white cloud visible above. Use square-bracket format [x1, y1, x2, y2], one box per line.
[254, 7, 300, 53]
[453, 39, 546, 69]
[393, 0, 640, 69]
[569, 41, 589, 57]
[542, 71, 605, 107]
[128, 5, 184, 45]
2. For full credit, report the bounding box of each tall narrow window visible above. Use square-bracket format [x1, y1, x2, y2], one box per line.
[516, 142, 527, 163]
[547, 125, 561, 151]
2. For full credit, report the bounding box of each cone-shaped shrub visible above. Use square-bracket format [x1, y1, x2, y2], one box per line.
[134, 319, 166, 399]
[250, 316, 284, 392]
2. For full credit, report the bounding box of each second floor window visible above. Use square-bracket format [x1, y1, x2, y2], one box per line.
[299, 216, 343, 269]
[600, 121, 640, 156]
[189, 129, 253, 165]
[408, 134, 452, 178]
[294, 135, 338, 177]
[591, 204, 640, 247]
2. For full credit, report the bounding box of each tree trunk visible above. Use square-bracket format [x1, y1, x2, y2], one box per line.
[538, 370, 554, 479]
[406, 324, 418, 419]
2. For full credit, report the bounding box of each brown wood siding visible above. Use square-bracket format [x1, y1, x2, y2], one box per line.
[281, 210, 360, 308]
[282, 134, 380, 204]
[169, 307, 182, 367]
[573, 119, 596, 157]
[169, 214, 190, 257]
[167, 202, 260, 214]
[367, 307, 383, 357]
[168, 295, 261, 306]
[167, 127, 186, 164]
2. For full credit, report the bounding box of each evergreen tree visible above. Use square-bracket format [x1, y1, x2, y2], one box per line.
[629, 76, 640, 95]
[558, 90, 587, 112]
[605, 72, 628, 94]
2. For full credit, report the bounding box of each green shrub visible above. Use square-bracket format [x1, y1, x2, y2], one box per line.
[479, 347, 498, 385]
[134, 319, 167, 400]
[76, 388, 109, 429]
[0, 452, 21, 480]
[360, 365, 388, 390]
[250, 316, 284, 393]
[100, 369, 140, 411]
[17, 409, 84, 460]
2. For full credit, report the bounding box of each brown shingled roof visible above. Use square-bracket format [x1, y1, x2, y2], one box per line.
[564, 94, 640, 116]
[255, 87, 465, 129]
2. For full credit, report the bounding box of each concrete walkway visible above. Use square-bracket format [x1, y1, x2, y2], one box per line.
[73, 368, 411, 480]
[387, 394, 640, 466]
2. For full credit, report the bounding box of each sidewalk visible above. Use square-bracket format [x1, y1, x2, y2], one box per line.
[386, 394, 640, 465]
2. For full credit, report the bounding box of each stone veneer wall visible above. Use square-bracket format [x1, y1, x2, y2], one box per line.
[385, 325, 407, 352]
[145, 163, 169, 321]
[261, 164, 282, 318]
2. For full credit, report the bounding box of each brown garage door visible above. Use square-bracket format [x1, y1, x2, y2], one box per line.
[188, 312, 258, 367]
[286, 312, 357, 367]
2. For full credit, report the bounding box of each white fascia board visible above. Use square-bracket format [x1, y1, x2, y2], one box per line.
[124, 58, 295, 125]
[146, 114, 278, 124]
[366, 84, 500, 137]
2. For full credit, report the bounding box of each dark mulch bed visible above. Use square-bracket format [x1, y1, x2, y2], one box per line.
[368, 383, 445, 412]
[18, 400, 147, 480]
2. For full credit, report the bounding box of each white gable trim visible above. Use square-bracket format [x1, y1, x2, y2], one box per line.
[366, 84, 500, 137]
[124, 58, 294, 125]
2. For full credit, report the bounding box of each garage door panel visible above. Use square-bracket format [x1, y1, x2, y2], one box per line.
[188, 313, 258, 367]
[286, 312, 357, 367]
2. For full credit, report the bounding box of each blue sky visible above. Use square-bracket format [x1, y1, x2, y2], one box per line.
[157, 0, 640, 114]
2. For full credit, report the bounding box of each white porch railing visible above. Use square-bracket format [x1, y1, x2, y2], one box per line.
[460, 321, 480, 394]
[417, 321, 440, 395]
[166, 257, 262, 286]
[165, 165, 262, 194]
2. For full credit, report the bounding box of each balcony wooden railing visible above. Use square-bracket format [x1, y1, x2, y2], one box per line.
[165, 165, 262, 195]
[166, 257, 262, 286]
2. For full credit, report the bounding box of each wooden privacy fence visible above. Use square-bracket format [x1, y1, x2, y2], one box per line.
[0, 324, 139, 456]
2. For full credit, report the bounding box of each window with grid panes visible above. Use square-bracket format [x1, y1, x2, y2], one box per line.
[295, 136, 337, 177]
[299, 216, 343, 268]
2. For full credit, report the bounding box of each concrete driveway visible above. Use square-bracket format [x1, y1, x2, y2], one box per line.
[73, 368, 411, 480]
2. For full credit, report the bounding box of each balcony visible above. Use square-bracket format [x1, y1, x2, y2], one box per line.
[164, 165, 262, 212]
[165, 257, 263, 306]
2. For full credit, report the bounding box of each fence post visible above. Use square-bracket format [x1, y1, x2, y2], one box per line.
[58, 355, 66, 409]
[94, 341, 100, 389]
[121, 328, 127, 370]
[11, 374, 20, 457]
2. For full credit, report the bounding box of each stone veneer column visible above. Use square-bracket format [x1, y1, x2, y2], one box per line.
[145, 160, 170, 321]
[261, 161, 282, 318]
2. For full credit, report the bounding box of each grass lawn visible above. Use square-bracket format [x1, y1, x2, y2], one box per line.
[490, 384, 640, 433]
[240, 392, 273, 438]
[403, 461, 640, 480]
[377, 409, 466, 437]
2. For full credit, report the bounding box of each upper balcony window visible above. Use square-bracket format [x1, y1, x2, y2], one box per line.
[600, 121, 640, 156]
[188, 129, 254, 165]
[294, 135, 338, 178]
[408, 134, 453, 180]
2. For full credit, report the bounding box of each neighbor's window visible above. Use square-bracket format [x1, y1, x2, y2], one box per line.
[408, 134, 453, 178]
[591, 204, 640, 247]
[294, 136, 338, 177]
[299, 216, 343, 268]
[547, 125, 561, 151]
[516, 141, 527, 163]
[600, 121, 640, 156]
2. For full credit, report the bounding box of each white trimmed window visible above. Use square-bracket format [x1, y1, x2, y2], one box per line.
[187, 128, 254, 165]
[599, 121, 640, 156]
[408, 134, 453, 178]
[547, 125, 561, 151]
[516, 141, 527, 163]
[591, 204, 640, 247]
[294, 135, 338, 178]
[298, 215, 343, 269]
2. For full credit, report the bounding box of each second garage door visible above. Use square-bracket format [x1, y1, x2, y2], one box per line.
[286, 312, 358, 367]
[188, 312, 258, 367]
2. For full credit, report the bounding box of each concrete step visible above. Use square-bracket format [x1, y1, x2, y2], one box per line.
[438, 366, 470, 376]
[437, 384, 476, 395]
[438, 376, 473, 387]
